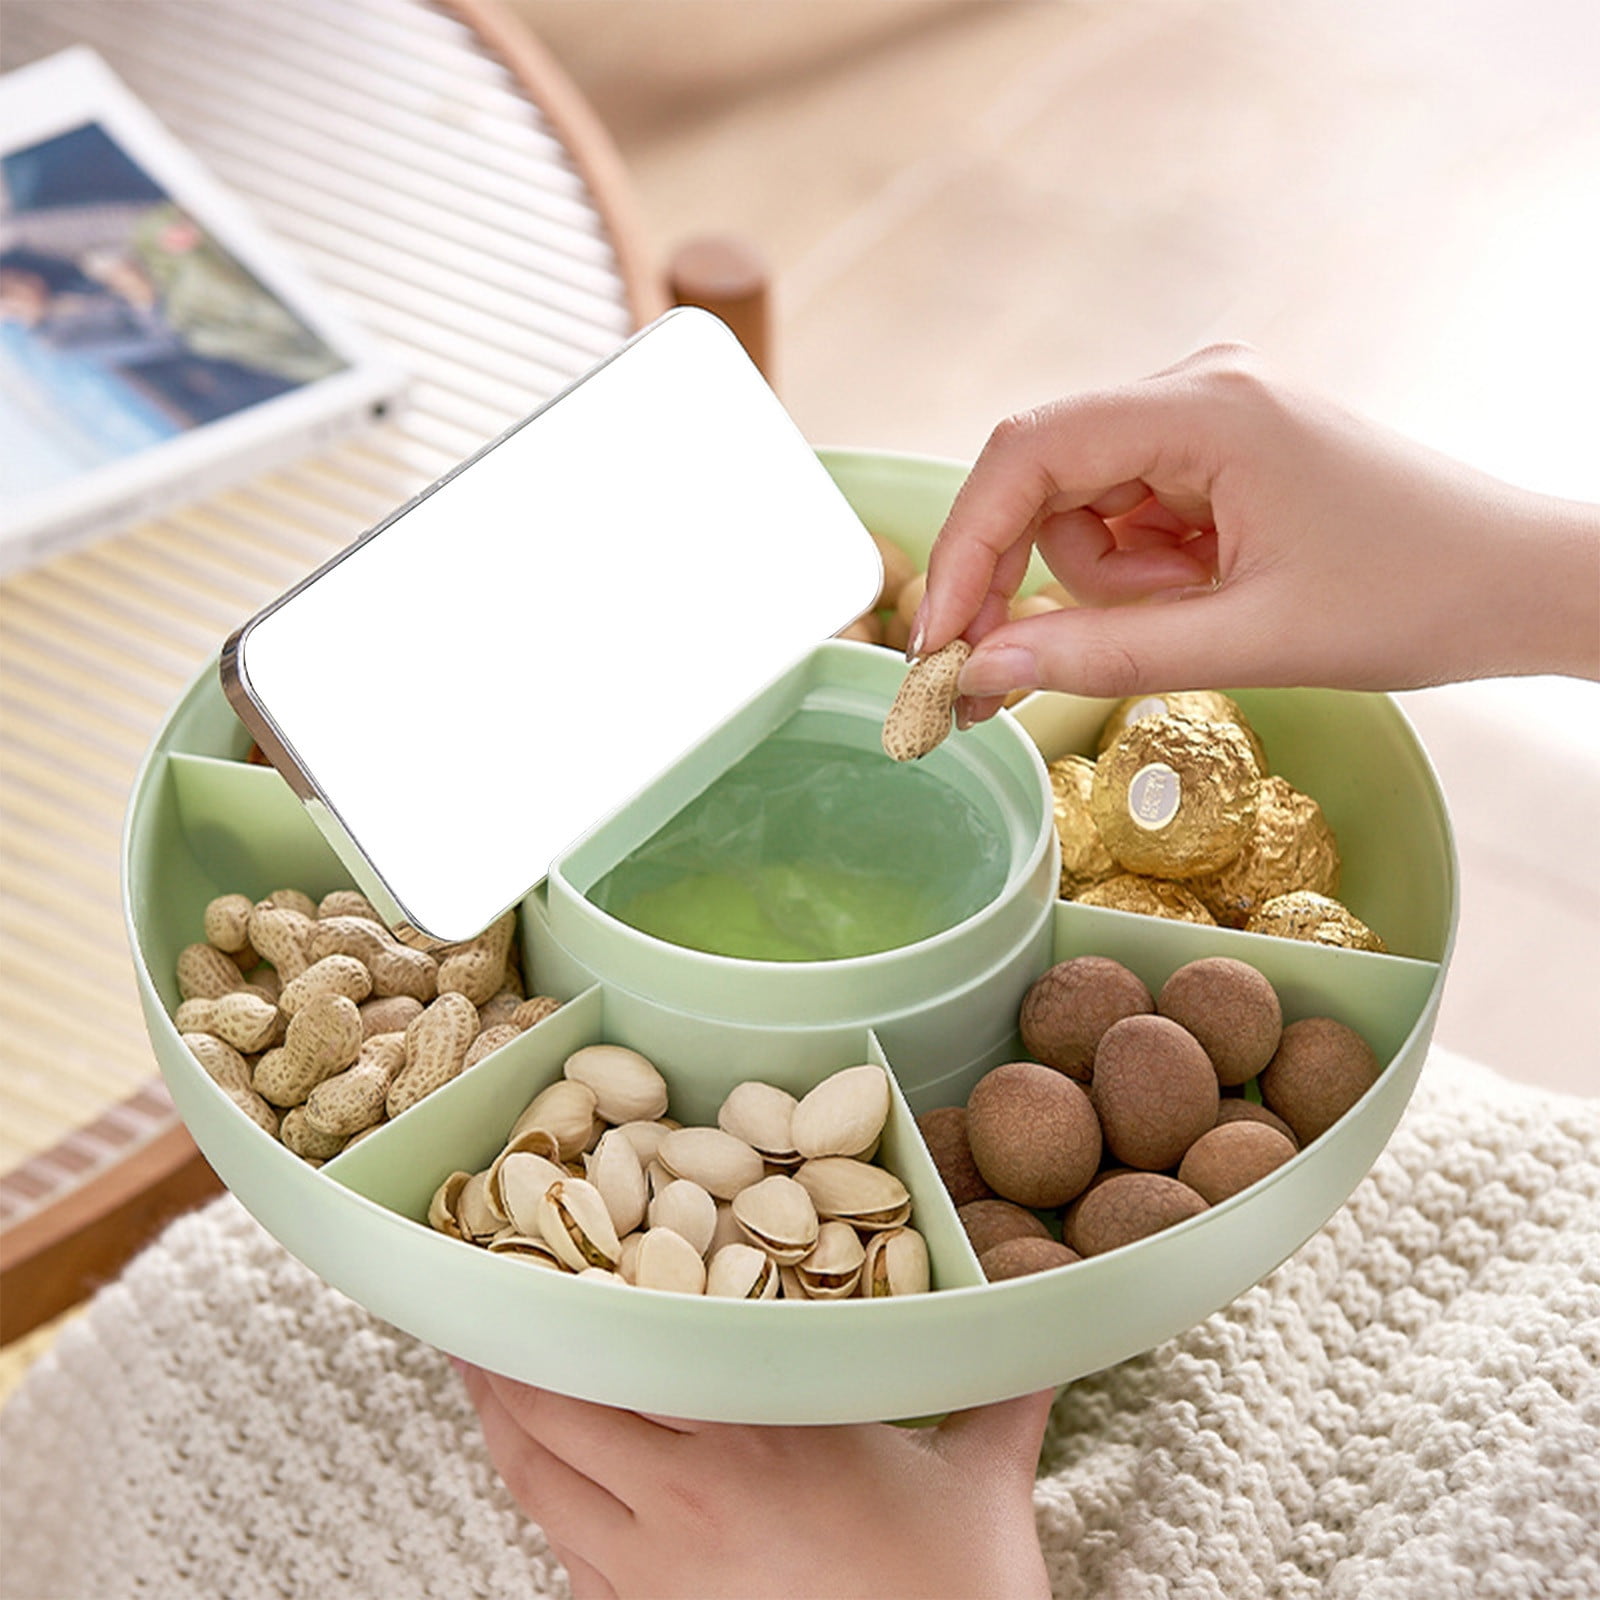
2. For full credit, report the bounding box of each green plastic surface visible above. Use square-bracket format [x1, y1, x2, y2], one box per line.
[121, 450, 1457, 1422]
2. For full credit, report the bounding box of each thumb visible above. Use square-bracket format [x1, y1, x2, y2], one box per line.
[933, 1387, 1056, 1477]
[957, 588, 1271, 704]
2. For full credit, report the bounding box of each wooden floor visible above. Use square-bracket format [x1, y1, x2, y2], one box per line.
[510, 0, 1600, 1099]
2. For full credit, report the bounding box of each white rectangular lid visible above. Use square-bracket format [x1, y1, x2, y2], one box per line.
[223, 309, 883, 943]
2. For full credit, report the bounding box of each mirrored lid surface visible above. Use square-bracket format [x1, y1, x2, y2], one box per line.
[222, 309, 884, 943]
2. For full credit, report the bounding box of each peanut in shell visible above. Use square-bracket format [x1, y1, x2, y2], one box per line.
[881, 639, 971, 761]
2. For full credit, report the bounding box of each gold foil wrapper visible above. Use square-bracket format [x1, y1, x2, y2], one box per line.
[1075, 874, 1216, 924]
[1246, 891, 1386, 952]
[1090, 714, 1261, 878]
[1096, 689, 1268, 773]
[1191, 776, 1341, 927]
[1047, 753, 1118, 898]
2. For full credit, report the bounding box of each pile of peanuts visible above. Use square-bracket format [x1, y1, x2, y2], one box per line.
[173, 888, 561, 1163]
[838, 532, 1072, 654]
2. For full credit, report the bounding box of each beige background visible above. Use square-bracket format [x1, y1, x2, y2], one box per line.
[510, 0, 1600, 1097]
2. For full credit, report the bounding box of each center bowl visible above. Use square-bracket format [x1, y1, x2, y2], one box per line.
[122, 449, 1457, 1423]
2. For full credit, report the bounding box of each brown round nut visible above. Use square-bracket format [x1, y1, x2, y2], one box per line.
[1060, 1168, 1132, 1255]
[1214, 1098, 1299, 1147]
[1259, 1016, 1381, 1144]
[1071, 1172, 1208, 1256]
[915, 1106, 994, 1207]
[1157, 956, 1283, 1087]
[979, 1236, 1081, 1281]
[957, 1198, 1052, 1259]
[965, 1062, 1101, 1209]
[1019, 956, 1153, 1083]
[1092, 1015, 1219, 1171]
[1177, 1121, 1297, 1204]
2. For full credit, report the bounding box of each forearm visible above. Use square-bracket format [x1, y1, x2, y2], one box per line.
[1480, 491, 1600, 681]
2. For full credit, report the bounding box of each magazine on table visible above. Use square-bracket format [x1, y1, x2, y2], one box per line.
[0, 46, 404, 575]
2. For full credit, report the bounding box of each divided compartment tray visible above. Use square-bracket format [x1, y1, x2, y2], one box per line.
[124, 450, 1457, 1423]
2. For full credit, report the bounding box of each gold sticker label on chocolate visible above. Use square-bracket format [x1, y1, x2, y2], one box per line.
[1127, 763, 1181, 830]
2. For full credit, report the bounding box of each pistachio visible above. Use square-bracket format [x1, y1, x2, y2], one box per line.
[510, 1079, 600, 1161]
[862, 1227, 930, 1297]
[487, 1128, 562, 1208]
[536, 1177, 622, 1272]
[657, 1126, 765, 1201]
[584, 1128, 648, 1235]
[486, 1231, 564, 1269]
[632, 1227, 707, 1294]
[778, 1264, 809, 1301]
[797, 1219, 867, 1299]
[706, 1242, 781, 1300]
[791, 1064, 891, 1162]
[456, 1169, 507, 1244]
[614, 1119, 673, 1167]
[563, 1043, 670, 1125]
[646, 1178, 718, 1257]
[717, 1080, 800, 1165]
[427, 1170, 471, 1238]
[794, 1157, 912, 1230]
[496, 1150, 571, 1236]
[578, 1265, 624, 1283]
[616, 1230, 645, 1284]
[731, 1174, 820, 1265]
[707, 1199, 746, 1257]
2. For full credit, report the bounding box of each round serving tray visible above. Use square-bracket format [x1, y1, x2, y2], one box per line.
[123, 451, 1457, 1423]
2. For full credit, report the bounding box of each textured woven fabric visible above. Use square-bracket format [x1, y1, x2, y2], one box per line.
[1, 1050, 1595, 1600]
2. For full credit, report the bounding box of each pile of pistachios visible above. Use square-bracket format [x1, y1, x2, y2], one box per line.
[428, 1047, 930, 1299]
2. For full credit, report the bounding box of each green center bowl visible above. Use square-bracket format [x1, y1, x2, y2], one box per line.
[122, 449, 1457, 1423]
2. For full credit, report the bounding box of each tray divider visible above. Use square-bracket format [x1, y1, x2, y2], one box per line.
[869, 1029, 986, 1292]
[322, 982, 606, 1217]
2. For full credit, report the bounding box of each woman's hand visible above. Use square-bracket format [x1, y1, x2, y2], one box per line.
[915, 344, 1600, 728]
[458, 1364, 1054, 1600]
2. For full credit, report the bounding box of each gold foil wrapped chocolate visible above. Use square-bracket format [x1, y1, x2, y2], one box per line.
[1096, 690, 1267, 773]
[1090, 714, 1261, 878]
[1047, 754, 1118, 898]
[1191, 776, 1341, 927]
[1246, 891, 1386, 952]
[1075, 874, 1216, 924]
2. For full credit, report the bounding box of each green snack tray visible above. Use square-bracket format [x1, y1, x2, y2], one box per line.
[123, 450, 1457, 1423]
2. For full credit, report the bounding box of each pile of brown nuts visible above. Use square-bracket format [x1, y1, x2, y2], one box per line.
[173, 888, 561, 1162]
[430, 1054, 931, 1300]
[918, 953, 1380, 1281]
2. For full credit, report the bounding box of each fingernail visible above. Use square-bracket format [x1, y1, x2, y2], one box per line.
[954, 697, 975, 732]
[906, 600, 928, 662]
[957, 643, 1038, 699]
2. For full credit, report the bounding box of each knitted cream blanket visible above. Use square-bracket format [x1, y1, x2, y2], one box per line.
[1, 1050, 1595, 1600]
